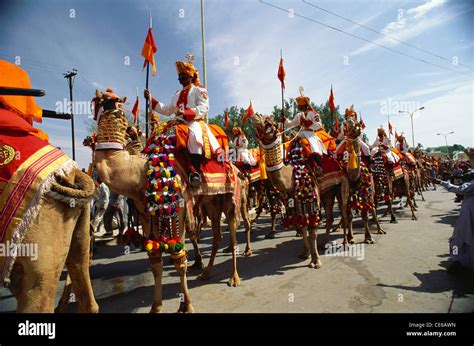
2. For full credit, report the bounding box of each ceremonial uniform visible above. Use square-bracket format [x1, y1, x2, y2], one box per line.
[151, 84, 220, 158]
[284, 110, 328, 156]
[395, 135, 416, 166]
[336, 105, 371, 158]
[371, 130, 401, 164]
[232, 129, 257, 166]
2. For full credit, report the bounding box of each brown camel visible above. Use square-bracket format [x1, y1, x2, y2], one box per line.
[92, 90, 250, 312]
[339, 119, 385, 244]
[250, 114, 350, 267]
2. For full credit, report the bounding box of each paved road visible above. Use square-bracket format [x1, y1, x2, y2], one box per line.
[1, 187, 473, 313]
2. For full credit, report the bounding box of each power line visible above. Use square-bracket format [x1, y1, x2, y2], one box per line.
[259, 0, 474, 77]
[301, 0, 474, 70]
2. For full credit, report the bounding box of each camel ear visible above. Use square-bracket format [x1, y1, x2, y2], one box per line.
[95, 89, 102, 99]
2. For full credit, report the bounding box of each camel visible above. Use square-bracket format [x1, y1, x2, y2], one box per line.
[250, 114, 350, 267]
[92, 90, 250, 312]
[371, 151, 417, 223]
[338, 118, 385, 244]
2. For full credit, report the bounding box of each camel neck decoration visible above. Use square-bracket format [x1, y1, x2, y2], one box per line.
[143, 125, 185, 259]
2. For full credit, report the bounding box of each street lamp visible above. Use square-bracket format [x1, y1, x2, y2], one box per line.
[399, 106, 424, 149]
[437, 131, 454, 155]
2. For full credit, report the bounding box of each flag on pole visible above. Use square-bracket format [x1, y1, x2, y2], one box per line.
[141, 28, 157, 76]
[388, 121, 393, 135]
[328, 85, 336, 115]
[224, 109, 229, 131]
[360, 117, 366, 130]
[131, 96, 140, 124]
[242, 101, 254, 126]
[395, 130, 399, 139]
[277, 57, 286, 89]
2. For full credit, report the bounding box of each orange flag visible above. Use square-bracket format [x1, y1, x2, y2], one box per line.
[242, 101, 254, 126]
[277, 57, 286, 89]
[328, 85, 336, 115]
[131, 96, 140, 123]
[141, 28, 157, 76]
[224, 109, 229, 131]
[388, 121, 393, 135]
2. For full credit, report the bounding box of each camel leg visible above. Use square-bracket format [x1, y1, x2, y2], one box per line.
[265, 212, 277, 239]
[55, 273, 72, 313]
[298, 225, 311, 260]
[362, 210, 374, 244]
[188, 236, 204, 271]
[371, 208, 386, 234]
[345, 208, 354, 246]
[198, 207, 223, 281]
[387, 199, 397, 223]
[240, 193, 252, 257]
[149, 256, 164, 313]
[174, 256, 194, 313]
[307, 226, 322, 269]
[406, 194, 417, 220]
[321, 192, 335, 248]
[227, 213, 241, 287]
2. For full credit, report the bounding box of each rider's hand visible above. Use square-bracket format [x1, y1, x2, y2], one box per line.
[299, 115, 306, 126]
[431, 177, 441, 184]
[176, 109, 184, 118]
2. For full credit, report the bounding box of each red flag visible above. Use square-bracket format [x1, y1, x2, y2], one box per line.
[388, 121, 393, 135]
[224, 109, 229, 131]
[131, 96, 140, 123]
[328, 85, 336, 114]
[141, 28, 157, 76]
[242, 101, 254, 126]
[335, 115, 339, 130]
[360, 117, 366, 129]
[277, 57, 286, 89]
[395, 130, 399, 139]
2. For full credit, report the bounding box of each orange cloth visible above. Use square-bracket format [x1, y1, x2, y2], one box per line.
[0, 60, 48, 141]
[315, 129, 336, 152]
[175, 123, 229, 155]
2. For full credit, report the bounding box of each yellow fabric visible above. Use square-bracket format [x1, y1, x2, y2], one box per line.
[0, 60, 43, 123]
[199, 120, 212, 159]
[348, 149, 358, 170]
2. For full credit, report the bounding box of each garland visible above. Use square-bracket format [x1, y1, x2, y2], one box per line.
[283, 140, 319, 228]
[371, 155, 389, 202]
[350, 163, 375, 211]
[143, 126, 185, 258]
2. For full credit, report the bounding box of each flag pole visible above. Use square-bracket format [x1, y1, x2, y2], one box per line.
[280, 49, 285, 160]
[200, 0, 208, 123]
[145, 12, 152, 139]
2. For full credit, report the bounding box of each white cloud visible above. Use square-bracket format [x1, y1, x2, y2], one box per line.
[350, 0, 454, 56]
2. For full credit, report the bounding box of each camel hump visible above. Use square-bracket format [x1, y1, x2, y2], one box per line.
[49, 169, 95, 201]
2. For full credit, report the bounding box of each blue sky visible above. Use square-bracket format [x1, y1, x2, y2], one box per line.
[1, 0, 473, 169]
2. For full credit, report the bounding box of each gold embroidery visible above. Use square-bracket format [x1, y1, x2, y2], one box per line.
[0, 144, 15, 166]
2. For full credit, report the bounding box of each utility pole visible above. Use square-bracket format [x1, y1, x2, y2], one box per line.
[200, 0, 208, 122]
[437, 131, 454, 155]
[64, 69, 77, 160]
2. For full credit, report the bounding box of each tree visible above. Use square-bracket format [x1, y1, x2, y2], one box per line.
[209, 106, 258, 147]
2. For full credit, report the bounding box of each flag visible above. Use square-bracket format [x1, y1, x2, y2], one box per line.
[141, 28, 157, 76]
[360, 118, 366, 129]
[242, 101, 254, 126]
[395, 130, 399, 139]
[277, 57, 286, 89]
[131, 96, 140, 123]
[388, 121, 393, 135]
[224, 109, 229, 131]
[328, 85, 336, 115]
[335, 115, 339, 131]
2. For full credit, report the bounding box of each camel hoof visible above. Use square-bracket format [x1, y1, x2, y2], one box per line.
[295, 232, 303, 238]
[150, 304, 163, 313]
[177, 302, 194, 313]
[309, 259, 322, 269]
[377, 229, 386, 234]
[265, 233, 275, 239]
[244, 249, 252, 257]
[222, 246, 232, 253]
[412, 216, 417, 221]
[188, 261, 204, 271]
[227, 275, 241, 287]
[197, 270, 211, 281]
[390, 219, 398, 224]
[251, 218, 258, 224]
[298, 252, 310, 260]
[364, 238, 375, 244]
[348, 238, 355, 244]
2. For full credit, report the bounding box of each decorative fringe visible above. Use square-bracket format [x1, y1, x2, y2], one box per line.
[1, 159, 78, 286]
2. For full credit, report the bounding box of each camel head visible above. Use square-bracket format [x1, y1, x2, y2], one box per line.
[91, 88, 127, 121]
[83, 133, 97, 150]
[250, 113, 280, 146]
[344, 117, 361, 141]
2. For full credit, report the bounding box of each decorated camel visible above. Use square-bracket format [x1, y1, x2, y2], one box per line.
[250, 113, 350, 267]
[370, 128, 417, 223]
[92, 88, 251, 312]
[0, 60, 97, 313]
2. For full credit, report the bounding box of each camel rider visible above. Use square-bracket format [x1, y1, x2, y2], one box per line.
[144, 54, 221, 187]
[283, 87, 329, 177]
[232, 126, 256, 176]
[395, 132, 417, 167]
[336, 105, 371, 165]
[371, 127, 402, 174]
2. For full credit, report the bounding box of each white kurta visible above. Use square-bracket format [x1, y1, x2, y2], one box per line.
[284, 111, 327, 155]
[152, 85, 221, 155]
[234, 134, 257, 166]
[396, 140, 416, 165]
[371, 136, 400, 164]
